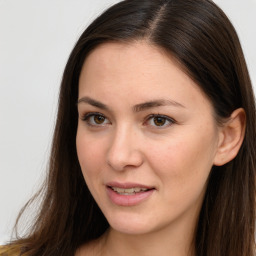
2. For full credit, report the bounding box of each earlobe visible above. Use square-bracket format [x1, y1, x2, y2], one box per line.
[213, 108, 246, 166]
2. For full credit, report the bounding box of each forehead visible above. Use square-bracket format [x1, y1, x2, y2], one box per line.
[78, 41, 212, 112]
[80, 41, 180, 81]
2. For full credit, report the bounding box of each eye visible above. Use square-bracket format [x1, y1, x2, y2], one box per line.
[145, 114, 175, 128]
[81, 112, 110, 126]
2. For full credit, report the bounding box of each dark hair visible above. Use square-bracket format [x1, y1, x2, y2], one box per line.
[10, 0, 256, 255]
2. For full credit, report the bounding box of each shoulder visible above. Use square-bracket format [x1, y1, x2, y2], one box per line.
[0, 245, 22, 255]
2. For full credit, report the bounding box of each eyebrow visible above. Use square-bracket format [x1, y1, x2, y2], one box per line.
[77, 96, 185, 112]
[133, 99, 185, 112]
[77, 96, 108, 110]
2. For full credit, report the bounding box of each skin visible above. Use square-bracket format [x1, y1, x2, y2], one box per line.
[76, 41, 226, 256]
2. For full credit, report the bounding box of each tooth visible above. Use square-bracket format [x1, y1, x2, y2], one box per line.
[116, 187, 125, 193]
[124, 188, 134, 193]
[111, 186, 150, 194]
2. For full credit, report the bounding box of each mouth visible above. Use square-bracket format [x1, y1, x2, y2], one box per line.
[106, 182, 155, 206]
[108, 186, 153, 195]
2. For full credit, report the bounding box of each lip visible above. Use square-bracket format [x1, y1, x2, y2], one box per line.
[106, 181, 154, 189]
[106, 181, 155, 206]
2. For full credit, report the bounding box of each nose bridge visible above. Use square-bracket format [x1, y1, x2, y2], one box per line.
[107, 123, 143, 171]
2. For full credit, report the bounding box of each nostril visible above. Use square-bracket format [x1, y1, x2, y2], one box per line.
[107, 150, 143, 171]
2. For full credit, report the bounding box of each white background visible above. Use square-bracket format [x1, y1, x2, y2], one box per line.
[0, 0, 255, 244]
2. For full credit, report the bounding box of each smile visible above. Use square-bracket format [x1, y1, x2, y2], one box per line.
[110, 187, 149, 195]
[106, 183, 155, 206]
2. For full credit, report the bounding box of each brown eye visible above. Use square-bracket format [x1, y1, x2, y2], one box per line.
[153, 116, 167, 126]
[145, 114, 175, 128]
[82, 113, 110, 126]
[94, 115, 105, 124]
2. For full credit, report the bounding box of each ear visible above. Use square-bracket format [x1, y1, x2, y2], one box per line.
[213, 108, 246, 166]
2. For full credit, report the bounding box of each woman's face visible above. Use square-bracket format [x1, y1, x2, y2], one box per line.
[76, 42, 221, 236]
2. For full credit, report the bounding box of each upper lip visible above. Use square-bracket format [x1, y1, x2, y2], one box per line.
[106, 181, 155, 189]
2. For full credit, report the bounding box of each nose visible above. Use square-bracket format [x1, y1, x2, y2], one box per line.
[107, 126, 144, 171]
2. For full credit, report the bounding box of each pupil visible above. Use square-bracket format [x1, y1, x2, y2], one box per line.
[154, 117, 166, 126]
[94, 115, 105, 124]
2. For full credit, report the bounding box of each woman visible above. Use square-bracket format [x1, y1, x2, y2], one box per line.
[0, 0, 255, 255]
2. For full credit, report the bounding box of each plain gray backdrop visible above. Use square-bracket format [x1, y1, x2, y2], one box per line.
[0, 0, 256, 243]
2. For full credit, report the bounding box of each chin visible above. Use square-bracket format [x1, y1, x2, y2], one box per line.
[105, 211, 159, 235]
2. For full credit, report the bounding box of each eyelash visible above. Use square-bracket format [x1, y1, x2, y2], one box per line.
[81, 112, 176, 128]
[144, 114, 176, 128]
[81, 112, 110, 127]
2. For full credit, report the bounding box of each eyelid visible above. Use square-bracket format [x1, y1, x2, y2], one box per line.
[80, 112, 102, 120]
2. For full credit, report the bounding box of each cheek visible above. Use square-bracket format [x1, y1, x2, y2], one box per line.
[76, 132, 109, 205]
[146, 130, 217, 193]
[76, 130, 105, 179]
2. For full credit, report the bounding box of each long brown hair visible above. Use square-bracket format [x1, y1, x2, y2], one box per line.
[10, 0, 256, 255]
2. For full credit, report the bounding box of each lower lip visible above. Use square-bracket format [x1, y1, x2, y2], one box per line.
[106, 187, 155, 206]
